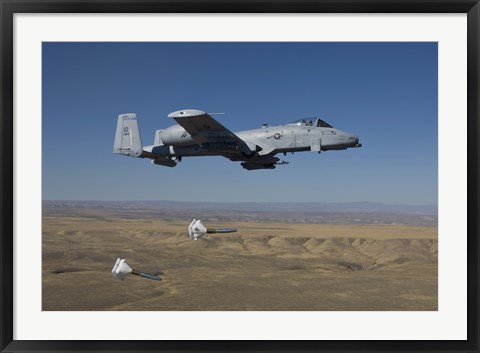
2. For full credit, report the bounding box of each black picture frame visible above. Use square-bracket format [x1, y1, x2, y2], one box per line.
[1, 1, 478, 352]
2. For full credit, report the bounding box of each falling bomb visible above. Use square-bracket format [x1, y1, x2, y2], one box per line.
[188, 219, 237, 240]
[112, 258, 161, 281]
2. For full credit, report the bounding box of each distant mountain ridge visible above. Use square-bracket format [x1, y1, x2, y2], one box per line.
[43, 200, 437, 215]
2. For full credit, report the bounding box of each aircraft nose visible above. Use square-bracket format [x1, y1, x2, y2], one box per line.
[354, 136, 362, 148]
[344, 132, 361, 147]
[346, 133, 357, 142]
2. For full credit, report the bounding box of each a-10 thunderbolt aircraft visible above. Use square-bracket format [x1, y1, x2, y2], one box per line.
[113, 109, 361, 170]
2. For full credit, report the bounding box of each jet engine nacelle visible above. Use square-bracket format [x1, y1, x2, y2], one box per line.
[158, 125, 194, 146]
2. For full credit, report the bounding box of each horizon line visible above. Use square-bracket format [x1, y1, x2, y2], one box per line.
[42, 199, 438, 207]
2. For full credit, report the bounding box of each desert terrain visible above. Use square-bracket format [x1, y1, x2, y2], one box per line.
[42, 202, 437, 311]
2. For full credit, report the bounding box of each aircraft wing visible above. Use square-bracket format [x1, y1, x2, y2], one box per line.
[168, 109, 252, 154]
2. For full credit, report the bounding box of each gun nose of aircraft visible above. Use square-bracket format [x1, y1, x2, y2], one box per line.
[354, 135, 362, 147]
[338, 130, 361, 148]
[345, 132, 361, 147]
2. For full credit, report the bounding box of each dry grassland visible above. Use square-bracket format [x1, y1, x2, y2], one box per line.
[43, 215, 437, 311]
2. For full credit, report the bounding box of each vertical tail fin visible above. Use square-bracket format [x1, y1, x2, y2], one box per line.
[113, 113, 143, 157]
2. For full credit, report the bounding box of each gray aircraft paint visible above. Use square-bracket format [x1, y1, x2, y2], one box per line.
[113, 114, 143, 158]
[113, 109, 361, 170]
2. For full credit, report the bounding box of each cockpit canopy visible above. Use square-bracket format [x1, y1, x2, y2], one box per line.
[288, 118, 333, 128]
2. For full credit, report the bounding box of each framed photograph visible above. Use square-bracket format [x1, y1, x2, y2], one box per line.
[1, 0, 478, 352]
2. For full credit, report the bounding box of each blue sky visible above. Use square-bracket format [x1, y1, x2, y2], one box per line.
[42, 42, 437, 205]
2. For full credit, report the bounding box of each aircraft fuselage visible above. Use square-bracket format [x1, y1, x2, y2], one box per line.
[144, 123, 360, 158]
